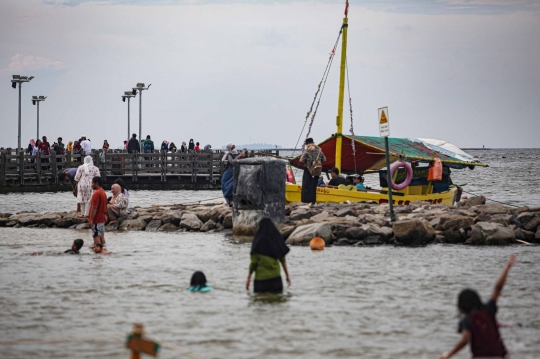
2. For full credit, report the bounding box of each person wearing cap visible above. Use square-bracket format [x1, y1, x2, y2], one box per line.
[299, 138, 326, 205]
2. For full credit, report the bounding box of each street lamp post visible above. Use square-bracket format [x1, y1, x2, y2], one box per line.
[11, 75, 34, 153]
[32, 96, 47, 140]
[132, 83, 151, 148]
[122, 91, 136, 142]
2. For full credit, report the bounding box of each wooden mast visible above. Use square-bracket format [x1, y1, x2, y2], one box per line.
[335, 0, 349, 173]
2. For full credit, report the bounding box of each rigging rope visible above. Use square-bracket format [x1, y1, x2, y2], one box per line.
[345, 57, 357, 174]
[291, 27, 343, 158]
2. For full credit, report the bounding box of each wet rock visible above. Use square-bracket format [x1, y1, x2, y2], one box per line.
[71, 217, 88, 225]
[286, 223, 334, 245]
[429, 217, 441, 228]
[53, 218, 73, 228]
[311, 211, 330, 222]
[475, 213, 492, 223]
[435, 234, 445, 243]
[458, 195, 486, 207]
[222, 213, 233, 229]
[289, 209, 318, 221]
[75, 223, 90, 230]
[0, 218, 10, 227]
[215, 223, 224, 232]
[535, 228, 540, 243]
[346, 226, 368, 239]
[105, 222, 119, 231]
[334, 238, 358, 246]
[124, 211, 140, 220]
[393, 219, 436, 246]
[524, 216, 540, 232]
[0, 213, 10, 219]
[331, 224, 351, 239]
[517, 212, 536, 224]
[18, 216, 38, 226]
[119, 219, 148, 231]
[138, 215, 154, 224]
[364, 224, 393, 241]
[158, 223, 178, 232]
[479, 204, 512, 215]
[358, 236, 383, 245]
[145, 220, 162, 232]
[35, 214, 59, 226]
[277, 224, 296, 240]
[200, 220, 216, 232]
[436, 215, 474, 231]
[335, 208, 356, 217]
[180, 213, 203, 231]
[441, 228, 466, 244]
[514, 228, 535, 242]
[467, 222, 516, 245]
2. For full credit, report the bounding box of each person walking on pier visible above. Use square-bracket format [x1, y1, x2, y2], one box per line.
[74, 156, 101, 217]
[127, 134, 140, 153]
[80, 137, 92, 156]
[26, 139, 35, 155]
[221, 143, 245, 206]
[299, 138, 326, 205]
[246, 218, 291, 294]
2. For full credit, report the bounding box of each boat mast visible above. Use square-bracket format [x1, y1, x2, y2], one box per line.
[335, 0, 349, 173]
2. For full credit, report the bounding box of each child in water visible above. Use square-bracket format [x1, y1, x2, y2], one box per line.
[65, 239, 84, 254]
[188, 271, 213, 292]
[441, 254, 516, 359]
[92, 243, 112, 255]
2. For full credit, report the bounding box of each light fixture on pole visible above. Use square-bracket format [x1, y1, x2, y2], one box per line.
[32, 95, 47, 140]
[132, 83, 151, 148]
[11, 75, 34, 153]
[122, 90, 136, 143]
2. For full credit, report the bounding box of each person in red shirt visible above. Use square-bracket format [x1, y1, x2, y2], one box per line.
[88, 176, 108, 246]
[194, 142, 200, 153]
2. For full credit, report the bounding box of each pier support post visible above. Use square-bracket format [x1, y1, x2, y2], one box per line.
[0, 152, 6, 188]
[18, 150, 24, 186]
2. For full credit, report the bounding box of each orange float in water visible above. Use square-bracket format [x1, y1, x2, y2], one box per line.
[310, 237, 325, 250]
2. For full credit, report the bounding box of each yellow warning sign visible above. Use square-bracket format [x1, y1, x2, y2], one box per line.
[380, 110, 388, 124]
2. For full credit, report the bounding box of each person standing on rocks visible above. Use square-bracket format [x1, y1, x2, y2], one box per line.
[299, 138, 326, 205]
[74, 156, 101, 217]
[441, 254, 516, 359]
[221, 143, 245, 207]
[246, 218, 291, 294]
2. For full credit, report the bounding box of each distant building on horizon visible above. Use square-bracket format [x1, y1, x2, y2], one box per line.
[221, 143, 282, 150]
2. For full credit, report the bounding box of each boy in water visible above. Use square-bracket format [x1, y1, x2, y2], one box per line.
[441, 254, 516, 359]
[92, 243, 112, 254]
[64, 239, 84, 254]
[88, 176, 107, 247]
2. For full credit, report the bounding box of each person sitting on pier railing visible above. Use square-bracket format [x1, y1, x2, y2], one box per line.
[168, 142, 177, 152]
[161, 140, 169, 152]
[188, 139, 195, 152]
[180, 141, 187, 153]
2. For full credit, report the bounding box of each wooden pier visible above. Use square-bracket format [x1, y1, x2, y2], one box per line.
[0, 148, 279, 193]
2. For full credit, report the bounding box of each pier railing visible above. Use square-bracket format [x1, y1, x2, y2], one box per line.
[0, 148, 280, 192]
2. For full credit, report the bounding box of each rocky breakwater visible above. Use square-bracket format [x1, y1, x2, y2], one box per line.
[0, 203, 234, 233]
[1, 195, 539, 246]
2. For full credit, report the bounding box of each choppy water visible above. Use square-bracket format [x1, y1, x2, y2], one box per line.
[1, 148, 540, 359]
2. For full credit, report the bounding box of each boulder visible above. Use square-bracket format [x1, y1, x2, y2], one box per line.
[145, 220, 162, 232]
[53, 218, 73, 228]
[158, 223, 178, 232]
[514, 228, 535, 242]
[524, 216, 540, 232]
[393, 219, 436, 246]
[105, 222, 119, 231]
[119, 219, 148, 231]
[517, 212, 537, 224]
[0, 213, 11, 219]
[441, 228, 466, 244]
[35, 214, 60, 226]
[215, 223, 225, 232]
[331, 224, 351, 239]
[311, 211, 330, 222]
[124, 211, 140, 220]
[222, 212, 233, 229]
[71, 217, 89, 225]
[0, 218, 10, 227]
[289, 209, 318, 221]
[467, 222, 516, 245]
[436, 215, 474, 231]
[335, 208, 356, 218]
[277, 224, 296, 240]
[458, 195, 486, 207]
[346, 226, 369, 240]
[200, 220, 217, 232]
[475, 213, 493, 223]
[180, 213, 203, 231]
[18, 216, 38, 226]
[75, 223, 90, 230]
[479, 204, 512, 215]
[286, 223, 334, 245]
[364, 224, 393, 241]
[138, 215, 154, 224]
[535, 227, 540, 243]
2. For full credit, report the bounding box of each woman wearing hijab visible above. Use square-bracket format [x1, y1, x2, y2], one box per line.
[299, 137, 326, 205]
[188, 139, 195, 152]
[246, 218, 291, 293]
[66, 141, 73, 153]
[221, 143, 245, 206]
[74, 156, 101, 217]
[27, 139, 35, 155]
[180, 141, 187, 153]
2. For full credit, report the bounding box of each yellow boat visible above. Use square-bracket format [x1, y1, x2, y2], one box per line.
[287, 1, 485, 206]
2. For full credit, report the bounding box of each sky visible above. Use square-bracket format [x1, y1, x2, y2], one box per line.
[0, 0, 539, 150]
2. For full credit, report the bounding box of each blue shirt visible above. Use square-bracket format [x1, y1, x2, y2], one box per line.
[67, 168, 78, 181]
[356, 183, 366, 191]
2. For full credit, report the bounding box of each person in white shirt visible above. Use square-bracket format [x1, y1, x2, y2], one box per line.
[80, 137, 92, 156]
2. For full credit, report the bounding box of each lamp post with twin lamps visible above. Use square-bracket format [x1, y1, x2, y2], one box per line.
[32, 96, 47, 140]
[132, 83, 151, 148]
[122, 91, 136, 143]
[11, 75, 34, 153]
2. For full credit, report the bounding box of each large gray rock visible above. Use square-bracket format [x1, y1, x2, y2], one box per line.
[36, 214, 60, 226]
[53, 218, 73, 228]
[335, 207, 356, 218]
[436, 215, 474, 231]
[311, 211, 330, 222]
[145, 220, 162, 232]
[277, 224, 296, 240]
[158, 223, 178, 232]
[517, 212, 537, 224]
[524, 216, 540, 232]
[200, 220, 216, 232]
[441, 228, 467, 244]
[467, 222, 516, 245]
[286, 223, 334, 245]
[119, 219, 148, 231]
[393, 219, 436, 245]
[458, 195, 486, 207]
[18, 215, 38, 226]
[180, 213, 203, 230]
[289, 209, 318, 221]
[222, 213, 233, 229]
[534, 227, 540, 244]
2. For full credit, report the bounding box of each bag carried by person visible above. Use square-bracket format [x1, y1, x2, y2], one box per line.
[309, 148, 323, 177]
[143, 142, 152, 153]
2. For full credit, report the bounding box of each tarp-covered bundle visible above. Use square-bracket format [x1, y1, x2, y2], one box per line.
[291, 135, 486, 173]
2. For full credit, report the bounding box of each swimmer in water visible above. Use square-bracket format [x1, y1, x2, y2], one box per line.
[92, 243, 112, 254]
[188, 271, 213, 292]
[65, 239, 84, 254]
[441, 254, 516, 359]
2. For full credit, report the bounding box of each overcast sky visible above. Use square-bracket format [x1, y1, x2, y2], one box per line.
[1, 0, 539, 149]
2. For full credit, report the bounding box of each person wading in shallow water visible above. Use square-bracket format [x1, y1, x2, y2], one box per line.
[246, 218, 291, 294]
[299, 138, 326, 205]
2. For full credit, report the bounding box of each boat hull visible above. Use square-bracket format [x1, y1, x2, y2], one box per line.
[285, 183, 457, 206]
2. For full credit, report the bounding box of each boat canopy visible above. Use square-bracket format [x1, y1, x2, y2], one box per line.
[291, 135, 487, 173]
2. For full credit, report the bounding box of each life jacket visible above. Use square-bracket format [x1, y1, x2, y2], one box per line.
[469, 311, 507, 358]
[428, 158, 442, 181]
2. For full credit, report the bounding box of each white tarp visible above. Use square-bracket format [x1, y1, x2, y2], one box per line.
[409, 138, 479, 163]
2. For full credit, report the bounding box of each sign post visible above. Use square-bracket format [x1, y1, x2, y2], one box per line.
[378, 107, 396, 222]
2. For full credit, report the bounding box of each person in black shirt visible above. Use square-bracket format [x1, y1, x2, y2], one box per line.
[327, 167, 350, 187]
[127, 134, 140, 153]
[64, 239, 84, 254]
